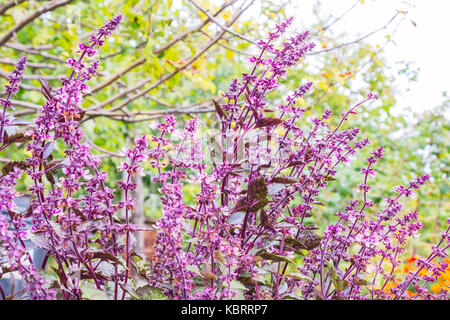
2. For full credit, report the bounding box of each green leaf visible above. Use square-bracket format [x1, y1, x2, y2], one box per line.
[186, 265, 203, 277]
[325, 260, 345, 293]
[228, 280, 247, 291]
[80, 282, 110, 300]
[282, 293, 302, 300]
[134, 285, 167, 300]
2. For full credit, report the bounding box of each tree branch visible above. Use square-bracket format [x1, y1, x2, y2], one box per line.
[0, 68, 60, 81]
[11, 99, 41, 111]
[319, 0, 360, 33]
[87, 56, 147, 95]
[87, 100, 214, 118]
[3, 42, 65, 63]
[0, 57, 57, 69]
[11, 97, 222, 120]
[7, 42, 55, 51]
[0, 0, 73, 47]
[152, 0, 238, 55]
[83, 133, 123, 157]
[308, 10, 402, 56]
[0, 0, 27, 16]
[90, 0, 254, 113]
[199, 29, 252, 56]
[188, 0, 257, 46]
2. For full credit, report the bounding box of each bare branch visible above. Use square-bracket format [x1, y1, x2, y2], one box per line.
[308, 10, 402, 56]
[0, 68, 60, 81]
[88, 56, 147, 95]
[0, 57, 57, 69]
[0, 0, 27, 16]
[11, 97, 222, 120]
[4, 42, 65, 63]
[100, 40, 147, 60]
[188, 0, 257, 46]
[83, 133, 124, 157]
[82, 96, 226, 124]
[199, 29, 252, 56]
[7, 42, 55, 51]
[0, 0, 74, 47]
[152, 0, 238, 55]
[11, 99, 41, 111]
[319, 0, 360, 33]
[87, 75, 152, 111]
[4, 43, 105, 77]
[87, 101, 214, 118]
[103, 108, 215, 123]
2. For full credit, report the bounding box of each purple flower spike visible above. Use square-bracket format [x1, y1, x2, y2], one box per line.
[0, 56, 27, 146]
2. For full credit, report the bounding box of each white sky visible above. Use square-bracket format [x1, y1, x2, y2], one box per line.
[286, 0, 450, 114]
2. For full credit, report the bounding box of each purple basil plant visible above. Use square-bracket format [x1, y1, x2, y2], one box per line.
[0, 15, 448, 300]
